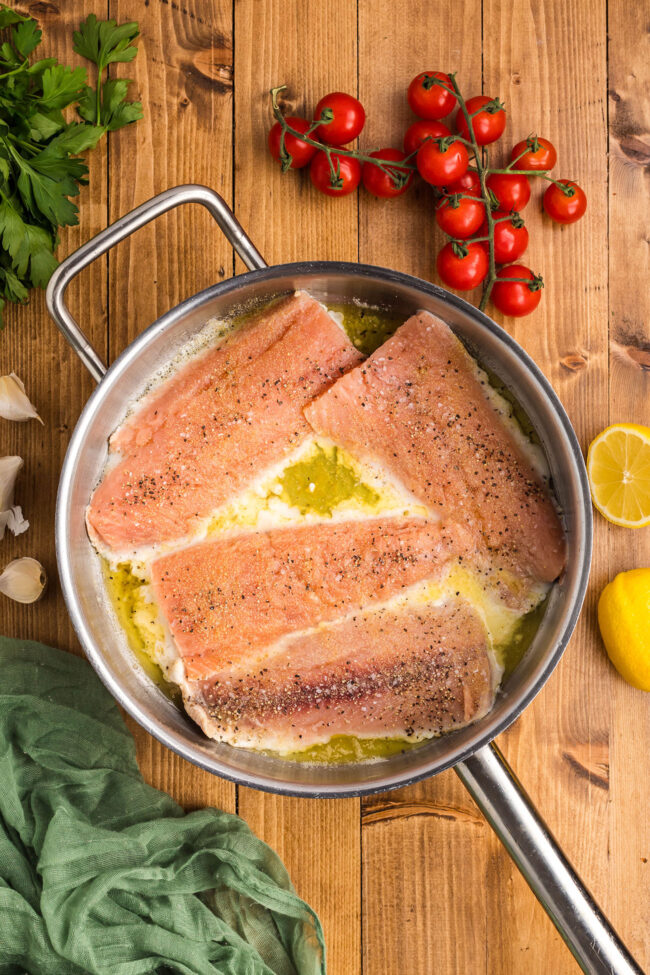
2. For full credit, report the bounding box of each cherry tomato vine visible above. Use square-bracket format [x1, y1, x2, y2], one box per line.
[268, 74, 587, 317]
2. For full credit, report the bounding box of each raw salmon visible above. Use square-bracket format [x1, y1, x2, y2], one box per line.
[110, 295, 312, 455]
[182, 597, 496, 751]
[151, 517, 473, 680]
[87, 294, 363, 552]
[304, 311, 566, 585]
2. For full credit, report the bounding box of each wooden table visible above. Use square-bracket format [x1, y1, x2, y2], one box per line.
[3, 1, 649, 971]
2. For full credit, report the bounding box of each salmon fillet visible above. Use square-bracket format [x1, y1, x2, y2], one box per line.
[87, 294, 363, 552]
[110, 294, 316, 456]
[304, 310, 566, 585]
[182, 597, 496, 751]
[151, 517, 473, 680]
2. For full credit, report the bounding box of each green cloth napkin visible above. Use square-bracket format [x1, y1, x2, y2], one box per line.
[0, 637, 326, 975]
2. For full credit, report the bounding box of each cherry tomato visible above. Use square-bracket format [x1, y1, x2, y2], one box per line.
[456, 95, 506, 145]
[510, 136, 557, 172]
[417, 138, 468, 187]
[310, 151, 361, 196]
[437, 242, 489, 291]
[486, 172, 531, 211]
[403, 120, 450, 156]
[268, 117, 316, 169]
[491, 265, 543, 317]
[436, 195, 484, 238]
[362, 149, 413, 198]
[407, 71, 456, 120]
[445, 170, 482, 198]
[314, 91, 365, 146]
[480, 211, 529, 263]
[543, 180, 587, 224]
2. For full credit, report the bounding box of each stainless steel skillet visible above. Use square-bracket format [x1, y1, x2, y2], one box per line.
[47, 185, 642, 975]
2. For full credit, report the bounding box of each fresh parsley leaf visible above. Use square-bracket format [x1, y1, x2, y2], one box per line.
[0, 9, 141, 328]
[0, 5, 27, 31]
[73, 14, 140, 68]
[13, 19, 41, 58]
[40, 64, 87, 110]
[78, 77, 143, 130]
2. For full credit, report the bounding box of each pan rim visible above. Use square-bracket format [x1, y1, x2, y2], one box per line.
[55, 260, 593, 797]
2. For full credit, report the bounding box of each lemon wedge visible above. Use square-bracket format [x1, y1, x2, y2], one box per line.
[598, 569, 650, 690]
[587, 424, 650, 527]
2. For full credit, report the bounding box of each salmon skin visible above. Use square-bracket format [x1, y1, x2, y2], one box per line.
[151, 517, 472, 681]
[304, 310, 566, 586]
[87, 293, 363, 553]
[182, 597, 496, 751]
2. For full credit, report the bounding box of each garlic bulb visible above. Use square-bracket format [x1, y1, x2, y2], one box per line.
[0, 456, 29, 539]
[0, 558, 47, 604]
[0, 373, 42, 423]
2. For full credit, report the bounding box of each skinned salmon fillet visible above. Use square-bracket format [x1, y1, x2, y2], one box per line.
[150, 517, 474, 681]
[182, 597, 496, 751]
[304, 310, 566, 586]
[87, 293, 363, 553]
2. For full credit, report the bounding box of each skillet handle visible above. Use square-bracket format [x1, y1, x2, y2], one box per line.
[46, 184, 267, 383]
[456, 742, 643, 975]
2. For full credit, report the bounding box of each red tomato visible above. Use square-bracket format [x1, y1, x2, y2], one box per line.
[268, 117, 316, 169]
[456, 95, 506, 145]
[481, 211, 529, 263]
[543, 180, 587, 224]
[437, 242, 489, 291]
[445, 170, 482, 198]
[510, 136, 557, 171]
[310, 151, 361, 196]
[436, 196, 484, 238]
[403, 120, 450, 156]
[362, 149, 413, 198]
[314, 92, 366, 146]
[407, 71, 456, 120]
[486, 172, 531, 211]
[491, 265, 543, 316]
[417, 138, 468, 187]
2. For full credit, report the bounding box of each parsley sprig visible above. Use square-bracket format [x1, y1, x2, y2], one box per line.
[0, 7, 142, 328]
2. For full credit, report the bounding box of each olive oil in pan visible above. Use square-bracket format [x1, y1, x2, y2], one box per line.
[101, 299, 554, 763]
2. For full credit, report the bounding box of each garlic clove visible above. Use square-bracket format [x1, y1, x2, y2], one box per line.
[0, 558, 46, 603]
[0, 373, 43, 423]
[0, 507, 29, 539]
[0, 456, 29, 539]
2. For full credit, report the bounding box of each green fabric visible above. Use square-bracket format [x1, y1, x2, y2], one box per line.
[0, 638, 326, 975]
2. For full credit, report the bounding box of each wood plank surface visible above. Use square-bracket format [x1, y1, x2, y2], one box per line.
[480, 1, 611, 971]
[107, 0, 236, 812]
[607, 0, 650, 963]
[233, 2, 362, 972]
[356, 5, 490, 973]
[1, 0, 649, 973]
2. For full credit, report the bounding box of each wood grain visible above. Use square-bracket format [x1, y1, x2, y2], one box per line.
[607, 0, 650, 965]
[1, 0, 107, 654]
[1, 1, 648, 972]
[108, 0, 236, 811]
[356, 5, 488, 973]
[234, 2, 362, 972]
[481, 0, 611, 970]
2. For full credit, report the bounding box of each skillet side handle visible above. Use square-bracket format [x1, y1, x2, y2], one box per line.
[456, 742, 643, 975]
[45, 184, 267, 383]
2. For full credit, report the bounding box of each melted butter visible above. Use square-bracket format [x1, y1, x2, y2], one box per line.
[102, 298, 552, 764]
[277, 443, 380, 515]
[271, 734, 420, 765]
[102, 561, 180, 703]
[328, 302, 404, 355]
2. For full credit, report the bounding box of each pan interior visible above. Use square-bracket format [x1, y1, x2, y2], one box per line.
[57, 263, 591, 796]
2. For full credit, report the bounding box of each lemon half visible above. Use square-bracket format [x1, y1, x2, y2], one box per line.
[587, 424, 650, 528]
[598, 569, 650, 690]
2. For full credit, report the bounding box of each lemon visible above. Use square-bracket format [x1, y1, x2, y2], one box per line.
[587, 423, 650, 528]
[598, 569, 650, 690]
